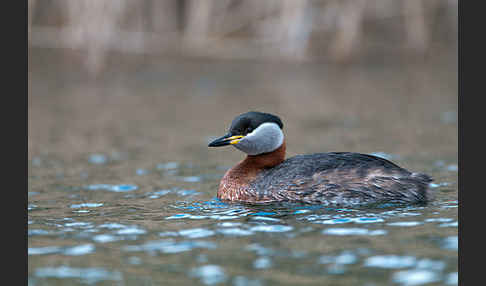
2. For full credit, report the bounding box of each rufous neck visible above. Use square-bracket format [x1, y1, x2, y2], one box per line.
[243, 140, 286, 169]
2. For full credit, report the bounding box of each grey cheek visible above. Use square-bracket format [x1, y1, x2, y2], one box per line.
[233, 138, 249, 151]
[243, 139, 256, 150]
[235, 138, 258, 154]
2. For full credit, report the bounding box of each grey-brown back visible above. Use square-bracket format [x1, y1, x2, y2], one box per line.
[249, 152, 433, 206]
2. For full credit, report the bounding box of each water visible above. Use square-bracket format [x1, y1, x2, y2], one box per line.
[28, 156, 457, 285]
[28, 152, 457, 286]
[28, 54, 457, 285]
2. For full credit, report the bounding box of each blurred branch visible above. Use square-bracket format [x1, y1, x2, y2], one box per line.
[328, 0, 366, 62]
[29, 0, 458, 75]
[404, 0, 429, 53]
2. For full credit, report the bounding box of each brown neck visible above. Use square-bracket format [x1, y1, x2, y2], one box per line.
[229, 140, 286, 181]
[243, 140, 286, 169]
[217, 141, 286, 200]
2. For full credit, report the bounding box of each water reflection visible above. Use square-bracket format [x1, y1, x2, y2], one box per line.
[123, 239, 217, 254]
[34, 266, 122, 284]
[322, 228, 387, 236]
[28, 159, 458, 285]
[392, 269, 441, 286]
[189, 265, 227, 285]
[364, 255, 417, 269]
[29, 244, 95, 256]
[84, 184, 138, 192]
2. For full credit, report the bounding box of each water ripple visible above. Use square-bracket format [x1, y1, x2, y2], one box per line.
[322, 228, 387, 236]
[387, 221, 423, 227]
[442, 236, 458, 251]
[70, 203, 104, 208]
[364, 255, 417, 269]
[318, 251, 358, 265]
[253, 256, 272, 269]
[29, 246, 62, 255]
[29, 244, 95, 256]
[316, 217, 384, 225]
[445, 272, 458, 285]
[249, 225, 293, 233]
[115, 226, 146, 235]
[250, 216, 281, 222]
[233, 276, 263, 286]
[392, 269, 441, 286]
[123, 239, 217, 254]
[84, 184, 138, 192]
[34, 266, 122, 284]
[62, 244, 96, 256]
[166, 214, 193, 220]
[217, 228, 254, 236]
[439, 221, 458, 228]
[28, 229, 50, 236]
[88, 154, 107, 165]
[156, 162, 179, 170]
[92, 234, 119, 243]
[179, 228, 215, 238]
[189, 265, 226, 285]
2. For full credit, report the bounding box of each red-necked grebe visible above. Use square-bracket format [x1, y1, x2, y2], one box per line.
[208, 111, 433, 206]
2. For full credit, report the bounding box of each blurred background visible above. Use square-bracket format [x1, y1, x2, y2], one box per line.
[28, 0, 458, 167]
[28, 2, 458, 284]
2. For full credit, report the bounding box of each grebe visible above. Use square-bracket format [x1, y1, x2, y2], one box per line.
[208, 111, 433, 206]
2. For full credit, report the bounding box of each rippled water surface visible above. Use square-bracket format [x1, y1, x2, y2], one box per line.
[28, 155, 457, 286]
[29, 53, 457, 285]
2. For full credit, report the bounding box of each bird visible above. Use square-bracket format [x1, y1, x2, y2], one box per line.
[208, 111, 433, 206]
